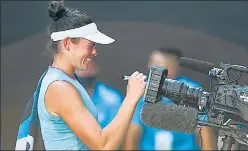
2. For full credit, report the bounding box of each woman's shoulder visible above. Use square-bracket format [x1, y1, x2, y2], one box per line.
[42, 67, 75, 84]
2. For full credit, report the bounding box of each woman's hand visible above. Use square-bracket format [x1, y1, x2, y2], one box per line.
[125, 71, 147, 104]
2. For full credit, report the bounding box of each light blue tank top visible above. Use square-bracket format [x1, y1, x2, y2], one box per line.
[38, 67, 98, 150]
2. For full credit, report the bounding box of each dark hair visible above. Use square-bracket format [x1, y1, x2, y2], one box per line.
[155, 47, 184, 61]
[46, 0, 93, 56]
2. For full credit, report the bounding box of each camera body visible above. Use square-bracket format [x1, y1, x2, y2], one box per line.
[209, 84, 248, 125]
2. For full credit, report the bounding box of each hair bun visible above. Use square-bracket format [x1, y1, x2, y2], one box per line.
[48, 0, 67, 21]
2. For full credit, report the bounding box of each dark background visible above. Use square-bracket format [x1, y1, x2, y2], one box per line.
[1, 1, 248, 149]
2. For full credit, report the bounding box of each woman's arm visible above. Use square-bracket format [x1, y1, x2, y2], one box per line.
[45, 71, 146, 150]
[122, 124, 143, 150]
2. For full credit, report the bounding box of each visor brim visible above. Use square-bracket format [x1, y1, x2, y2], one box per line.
[85, 31, 115, 44]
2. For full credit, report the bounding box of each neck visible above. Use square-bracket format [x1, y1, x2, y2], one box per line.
[52, 53, 75, 79]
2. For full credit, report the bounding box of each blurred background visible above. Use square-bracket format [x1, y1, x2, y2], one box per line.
[1, 1, 248, 150]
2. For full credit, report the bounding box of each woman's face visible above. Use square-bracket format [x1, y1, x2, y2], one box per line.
[69, 38, 97, 71]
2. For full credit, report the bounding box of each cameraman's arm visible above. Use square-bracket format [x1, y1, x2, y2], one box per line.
[196, 114, 217, 150]
[196, 126, 217, 150]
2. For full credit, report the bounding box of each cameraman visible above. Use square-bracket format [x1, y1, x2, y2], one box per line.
[123, 48, 217, 150]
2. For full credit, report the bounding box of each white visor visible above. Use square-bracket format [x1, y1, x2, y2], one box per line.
[50, 23, 115, 44]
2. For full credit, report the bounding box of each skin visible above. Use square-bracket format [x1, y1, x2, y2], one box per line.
[44, 37, 147, 150]
[75, 61, 99, 97]
[123, 50, 217, 150]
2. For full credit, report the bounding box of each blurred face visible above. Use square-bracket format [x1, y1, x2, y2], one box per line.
[148, 51, 179, 79]
[64, 38, 97, 70]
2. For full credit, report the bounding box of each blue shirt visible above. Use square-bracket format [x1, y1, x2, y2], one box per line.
[91, 81, 124, 128]
[131, 76, 207, 150]
[38, 67, 98, 150]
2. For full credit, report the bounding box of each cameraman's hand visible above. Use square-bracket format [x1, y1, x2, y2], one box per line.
[126, 71, 147, 104]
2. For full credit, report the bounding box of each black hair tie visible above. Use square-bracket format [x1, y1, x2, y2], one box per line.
[49, 8, 68, 21]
